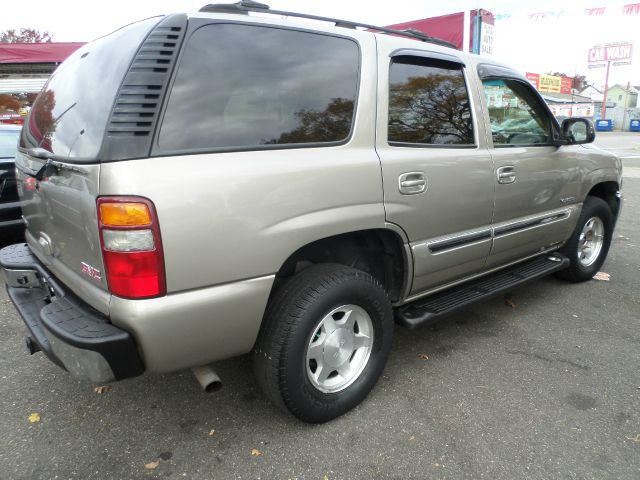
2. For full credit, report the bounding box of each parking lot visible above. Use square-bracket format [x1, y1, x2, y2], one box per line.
[0, 133, 639, 479]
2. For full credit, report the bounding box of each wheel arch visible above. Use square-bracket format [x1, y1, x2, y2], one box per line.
[586, 180, 621, 223]
[271, 227, 410, 303]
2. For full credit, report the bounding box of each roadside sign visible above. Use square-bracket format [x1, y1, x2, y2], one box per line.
[588, 63, 607, 69]
[588, 42, 633, 63]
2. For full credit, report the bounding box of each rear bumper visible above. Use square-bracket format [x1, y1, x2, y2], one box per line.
[0, 243, 144, 383]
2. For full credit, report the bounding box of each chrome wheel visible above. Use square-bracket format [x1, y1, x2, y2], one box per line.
[578, 216, 604, 267]
[305, 305, 374, 393]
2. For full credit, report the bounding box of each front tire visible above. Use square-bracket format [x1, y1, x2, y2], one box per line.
[253, 264, 393, 423]
[556, 196, 613, 282]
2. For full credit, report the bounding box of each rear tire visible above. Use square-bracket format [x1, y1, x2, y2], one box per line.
[556, 196, 613, 282]
[253, 264, 393, 423]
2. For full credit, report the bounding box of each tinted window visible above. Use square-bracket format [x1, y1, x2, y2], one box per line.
[158, 24, 359, 152]
[20, 17, 160, 160]
[388, 57, 474, 145]
[482, 78, 552, 146]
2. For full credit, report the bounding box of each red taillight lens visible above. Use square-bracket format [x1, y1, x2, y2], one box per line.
[102, 250, 165, 298]
[24, 177, 37, 191]
[97, 197, 166, 299]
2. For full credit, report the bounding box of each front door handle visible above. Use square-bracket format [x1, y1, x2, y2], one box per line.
[399, 172, 427, 194]
[496, 166, 516, 184]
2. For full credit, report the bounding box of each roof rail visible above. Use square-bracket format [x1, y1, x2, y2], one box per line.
[199, 1, 457, 49]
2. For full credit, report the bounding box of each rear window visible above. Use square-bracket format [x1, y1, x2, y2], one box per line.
[157, 24, 360, 153]
[20, 17, 161, 160]
[388, 57, 474, 146]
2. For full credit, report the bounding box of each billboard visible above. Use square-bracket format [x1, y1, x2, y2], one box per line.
[526, 72, 573, 94]
[588, 42, 633, 63]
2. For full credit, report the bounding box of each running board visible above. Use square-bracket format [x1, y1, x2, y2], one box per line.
[396, 254, 569, 329]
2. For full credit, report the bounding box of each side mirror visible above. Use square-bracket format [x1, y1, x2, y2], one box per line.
[561, 118, 595, 144]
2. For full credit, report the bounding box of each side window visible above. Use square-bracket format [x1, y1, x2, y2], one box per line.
[482, 78, 553, 146]
[388, 57, 474, 146]
[158, 24, 359, 153]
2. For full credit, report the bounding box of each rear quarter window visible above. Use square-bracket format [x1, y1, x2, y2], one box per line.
[156, 24, 360, 154]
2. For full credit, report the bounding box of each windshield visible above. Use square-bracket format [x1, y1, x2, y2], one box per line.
[20, 17, 160, 161]
[0, 128, 20, 158]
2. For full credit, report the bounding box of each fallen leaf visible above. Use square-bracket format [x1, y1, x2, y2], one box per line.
[94, 385, 111, 394]
[593, 272, 610, 281]
[504, 298, 516, 308]
[626, 434, 640, 444]
[408, 435, 416, 442]
[144, 460, 160, 470]
[28, 413, 41, 423]
[417, 353, 429, 360]
[250, 448, 262, 457]
[208, 429, 216, 436]
[323, 476, 329, 480]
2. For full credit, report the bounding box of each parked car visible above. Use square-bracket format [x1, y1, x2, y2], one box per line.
[0, 124, 25, 237]
[0, 2, 622, 423]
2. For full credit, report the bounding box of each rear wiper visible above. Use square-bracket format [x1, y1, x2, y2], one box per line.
[23, 149, 54, 180]
[26, 147, 53, 160]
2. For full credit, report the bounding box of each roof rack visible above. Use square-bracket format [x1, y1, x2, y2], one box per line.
[199, 1, 457, 49]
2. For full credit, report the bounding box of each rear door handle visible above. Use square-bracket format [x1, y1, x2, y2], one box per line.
[496, 166, 516, 184]
[399, 172, 427, 194]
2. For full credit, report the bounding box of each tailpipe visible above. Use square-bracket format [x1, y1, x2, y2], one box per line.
[192, 365, 222, 393]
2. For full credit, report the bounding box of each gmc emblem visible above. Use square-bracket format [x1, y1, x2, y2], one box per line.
[80, 262, 102, 281]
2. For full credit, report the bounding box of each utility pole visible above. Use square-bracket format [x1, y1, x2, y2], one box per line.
[622, 81, 631, 129]
[601, 60, 611, 119]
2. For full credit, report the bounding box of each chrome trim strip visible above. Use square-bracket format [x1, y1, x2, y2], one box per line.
[492, 208, 571, 237]
[428, 229, 492, 253]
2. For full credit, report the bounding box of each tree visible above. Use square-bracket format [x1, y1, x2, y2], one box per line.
[0, 28, 53, 43]
[571, 74, 588, 92]
[387, 74, 473, 144]
[0, 94, 21, 112]
[265, 98, 355, 144]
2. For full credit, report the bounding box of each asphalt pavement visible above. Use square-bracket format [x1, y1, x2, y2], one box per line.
[0, 134, 639, 479]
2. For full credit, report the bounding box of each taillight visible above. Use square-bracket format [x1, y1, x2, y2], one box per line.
[97, 196, 166, 299]
[23, 177, 37, 191]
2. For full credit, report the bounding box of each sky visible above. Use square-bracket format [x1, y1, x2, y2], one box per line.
[1, 0, 639, 89]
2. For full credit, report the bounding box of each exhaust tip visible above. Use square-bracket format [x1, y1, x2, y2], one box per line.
[204, 379, 223, 393]
[192, 365, 222, 394]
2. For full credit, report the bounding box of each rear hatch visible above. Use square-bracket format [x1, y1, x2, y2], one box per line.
[15, 17, 163, 312]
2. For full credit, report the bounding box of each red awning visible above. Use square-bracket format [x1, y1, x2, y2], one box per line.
[0, 42, 85, 64]
[387, 12, 466, 50]
[386, 10, 494, 51]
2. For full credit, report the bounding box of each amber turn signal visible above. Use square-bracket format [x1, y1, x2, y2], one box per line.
[99, 202, 152, 227]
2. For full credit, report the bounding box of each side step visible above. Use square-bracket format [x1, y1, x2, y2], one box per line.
[396, 254, 569, 329]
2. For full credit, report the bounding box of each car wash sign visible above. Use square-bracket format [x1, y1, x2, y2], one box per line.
[588, 42, 633, 65]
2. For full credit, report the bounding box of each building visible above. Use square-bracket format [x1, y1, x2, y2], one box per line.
[541, 92, 596, 119]
[0, 43, 84, 94]
[606, 84, 638, 108]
